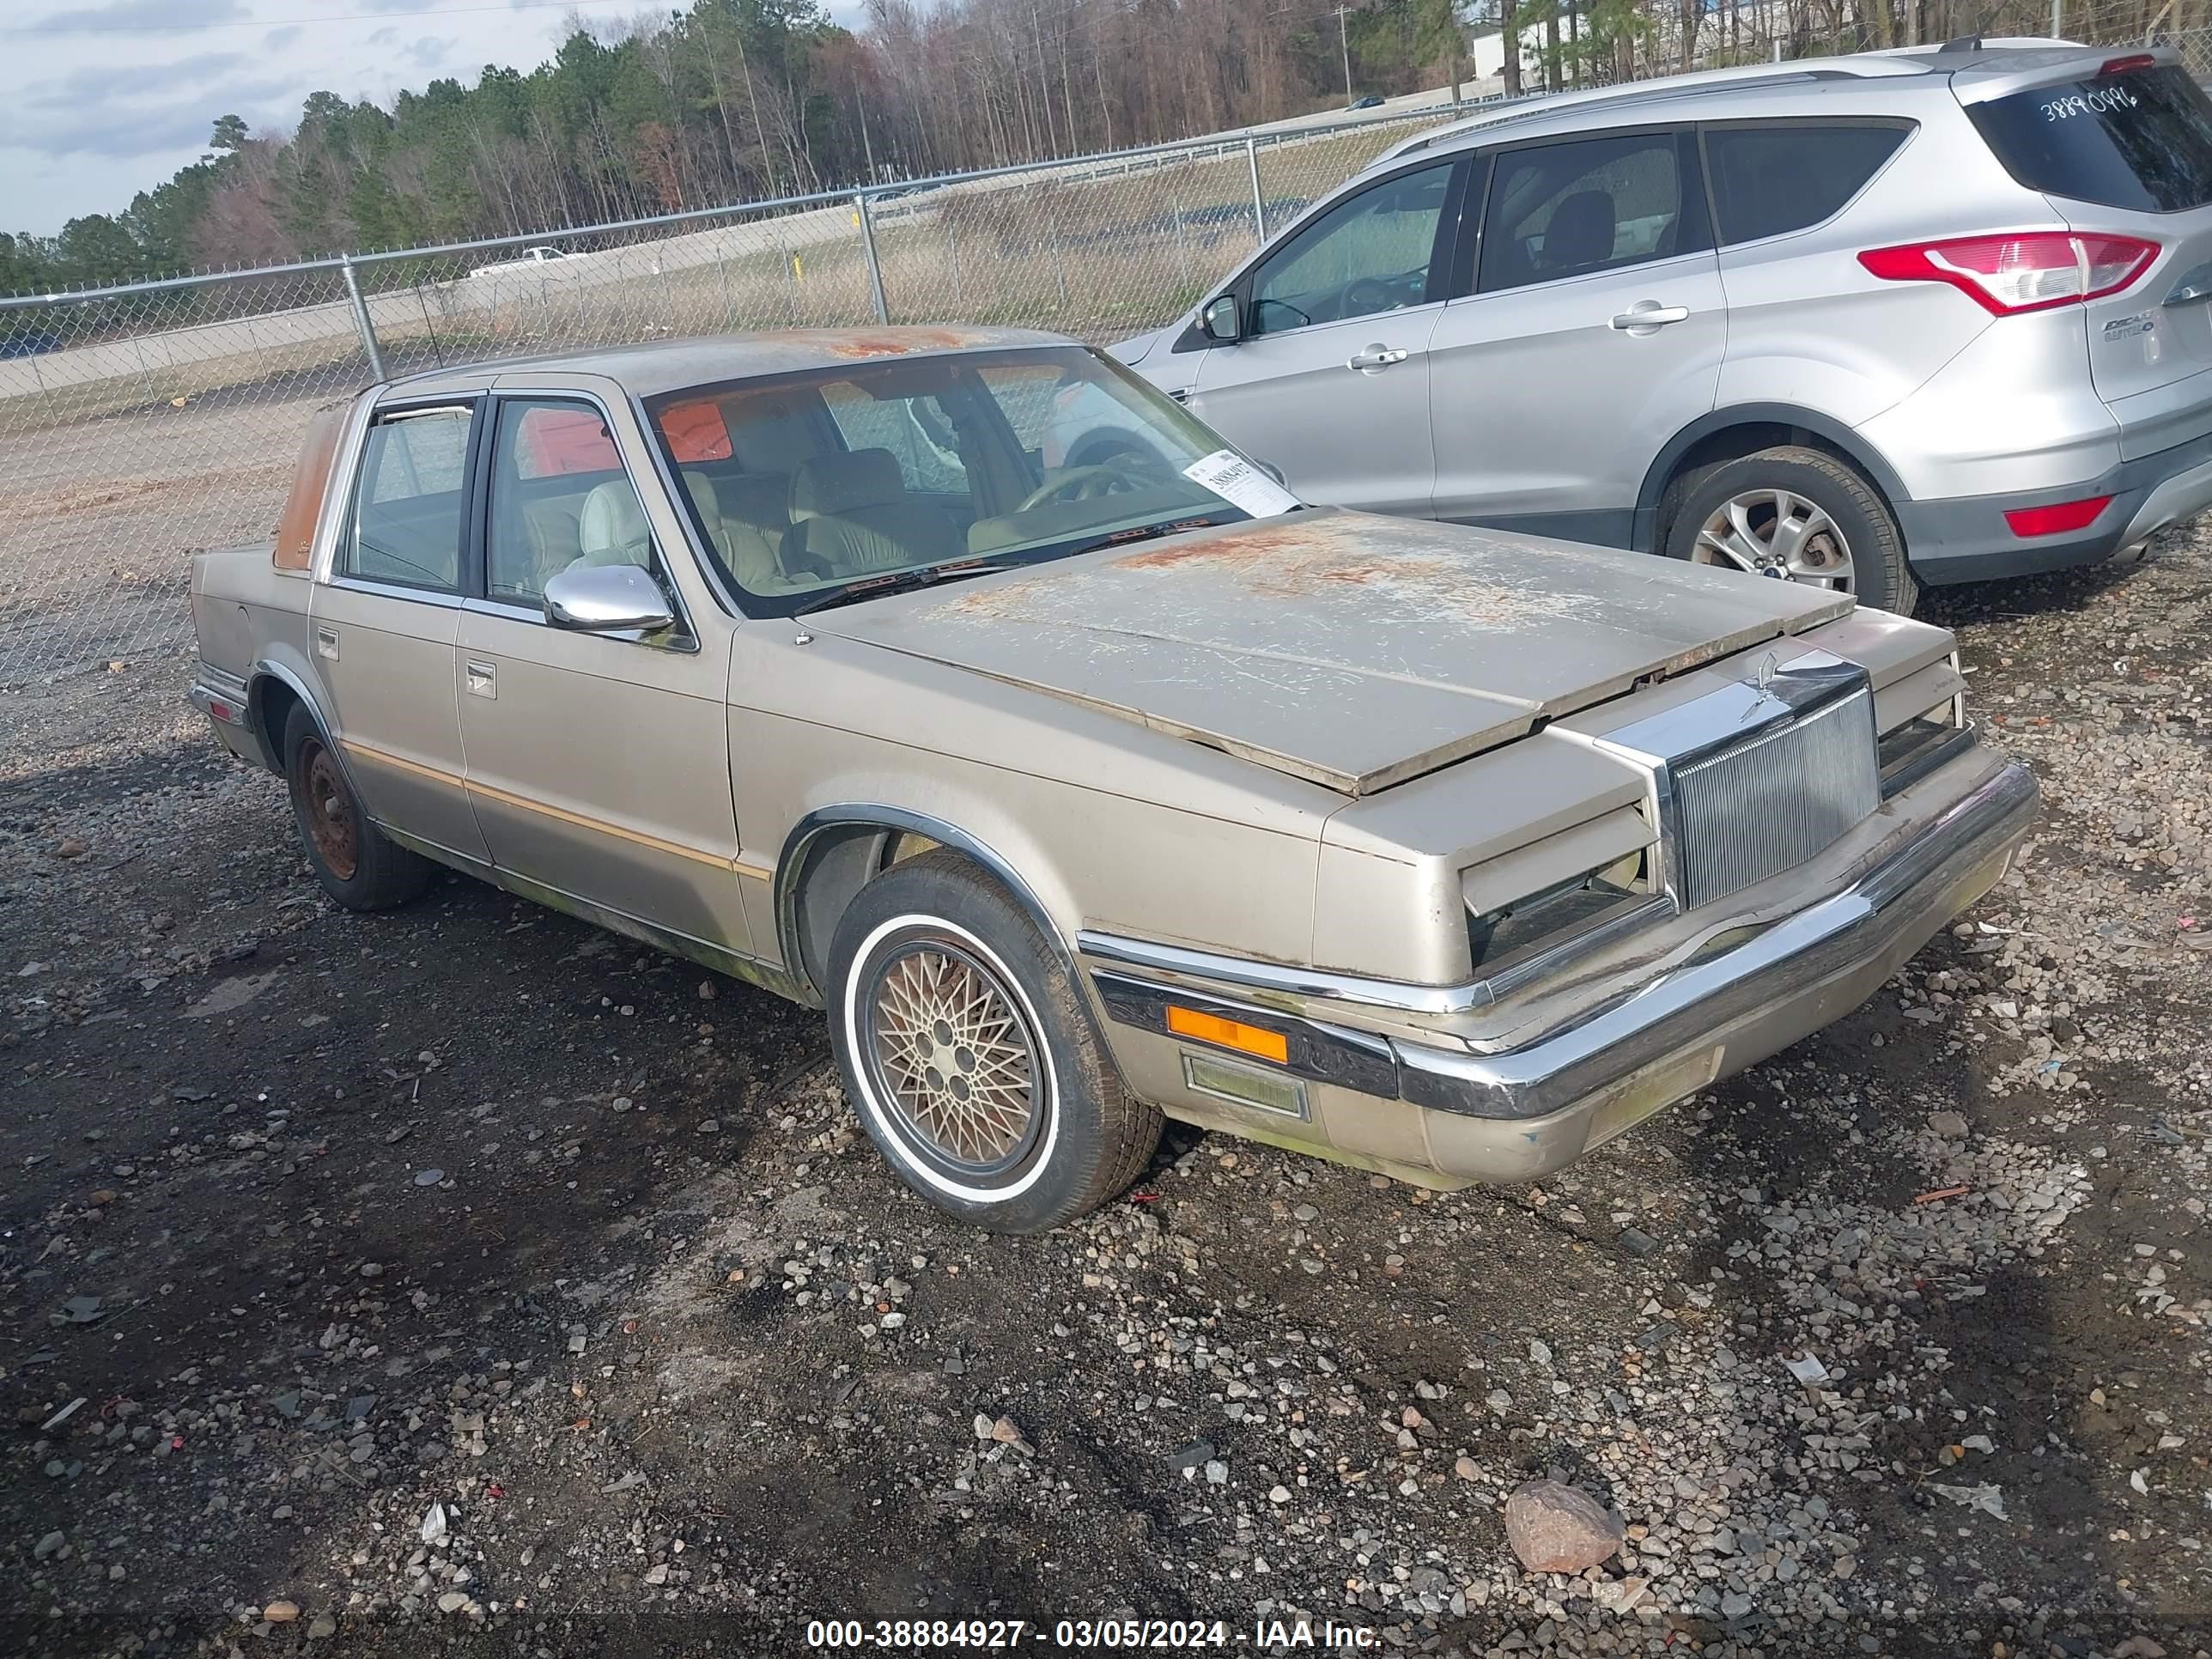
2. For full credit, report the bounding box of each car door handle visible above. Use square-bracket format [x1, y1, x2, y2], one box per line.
[315, 623, 339, 662]
[1347, 345, 1411, 372]
[465, 660, 496, 700]
[1609, 303, 1691, 332]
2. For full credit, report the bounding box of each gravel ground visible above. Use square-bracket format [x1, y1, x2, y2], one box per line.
[2, 531, 2209, 1659]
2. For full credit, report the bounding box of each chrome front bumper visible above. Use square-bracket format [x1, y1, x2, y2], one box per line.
[1089, 758, 2038, 1184]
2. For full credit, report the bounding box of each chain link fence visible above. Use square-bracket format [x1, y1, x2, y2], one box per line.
[0, 2, 2198, 692]
[0, 107, 1449, 689]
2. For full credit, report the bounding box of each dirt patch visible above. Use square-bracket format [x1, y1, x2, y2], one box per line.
[1, 538, 2209, 1656]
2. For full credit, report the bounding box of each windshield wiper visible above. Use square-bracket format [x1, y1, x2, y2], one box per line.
[1066, 516, 1223, 558]
[790, 558, 1016, 618]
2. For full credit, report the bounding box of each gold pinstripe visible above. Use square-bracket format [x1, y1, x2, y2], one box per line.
[340, 737, 774, 881]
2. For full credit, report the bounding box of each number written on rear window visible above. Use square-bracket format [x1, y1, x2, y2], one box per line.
[2043, 86, 2141, 120]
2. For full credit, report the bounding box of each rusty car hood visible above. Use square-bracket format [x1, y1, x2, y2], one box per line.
[813, 509, 1853, 796]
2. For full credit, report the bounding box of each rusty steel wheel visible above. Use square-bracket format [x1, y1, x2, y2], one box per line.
[299, 734, 360, 880]
[280, 703, 430, 911]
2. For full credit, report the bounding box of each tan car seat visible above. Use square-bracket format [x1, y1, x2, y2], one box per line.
[679, 470, 789, 592]
[575, 479, 655, 569]
[787, 448, 961, 578]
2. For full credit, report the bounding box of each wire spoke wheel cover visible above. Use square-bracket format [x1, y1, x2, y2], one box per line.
[299, 736, 359, 881]
[1692, 487, 1856, 591]
[859, 931, 1046, 1184]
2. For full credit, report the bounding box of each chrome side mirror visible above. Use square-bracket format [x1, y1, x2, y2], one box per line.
[1202, 295, 1242, 343]
[543, 563, 676, 633]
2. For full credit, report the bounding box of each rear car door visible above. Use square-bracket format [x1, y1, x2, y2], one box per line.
[453, 386, 754, 956]
[1957, 53, 2212, 459]
[1427, 128, 1725, 542]
[309, 399, 490, 866]
[1183, 155, 1468, 514]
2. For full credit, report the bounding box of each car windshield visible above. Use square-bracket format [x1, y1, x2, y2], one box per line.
[641, 345, 1297, 615]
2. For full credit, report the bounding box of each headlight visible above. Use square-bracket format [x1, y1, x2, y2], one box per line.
[1876, 651, 1972, 797]
[1461, 806, 1665, 992]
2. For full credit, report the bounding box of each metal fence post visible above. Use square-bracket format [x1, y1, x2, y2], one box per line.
[1047, 207, 1069, 312]
[946, 214, 964, 311]
[778, 228, 800, 324]
[2051, 0, 2062, 37]
[1246, 137, 1268, 246]
[339, 254, 387, 381]
[855, 192, 890, 325]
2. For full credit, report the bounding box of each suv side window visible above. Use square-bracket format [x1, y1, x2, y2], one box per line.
[1478, 131, 1706, 293]
[484, 398, 663, 605]
[1705, 124, 1908, 244]
[343, 406, 472, 592]
[1247, 160, 1456, 337]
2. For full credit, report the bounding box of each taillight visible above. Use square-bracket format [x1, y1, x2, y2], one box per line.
[1858, 232, 2158, 314]
[2100, 52, 2158, 74]
[2004, 496, 2112, 537]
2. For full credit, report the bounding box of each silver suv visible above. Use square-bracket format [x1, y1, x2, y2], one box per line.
[1114, 40, 2212, 614]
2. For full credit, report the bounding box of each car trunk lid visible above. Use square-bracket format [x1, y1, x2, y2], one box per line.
[1955, 50, 2212, 457]
[812, 510, 1850, 797]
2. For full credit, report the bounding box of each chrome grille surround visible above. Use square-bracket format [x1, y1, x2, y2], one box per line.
[1593, 648, 1881, 914]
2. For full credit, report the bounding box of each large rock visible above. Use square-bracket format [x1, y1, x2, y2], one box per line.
[1503, 1479, 1625, 1573]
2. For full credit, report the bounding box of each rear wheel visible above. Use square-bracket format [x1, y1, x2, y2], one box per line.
[281, 704, 432, 910]
[1664, 445, 1917, 616]
[825, 848, 1161, 1233]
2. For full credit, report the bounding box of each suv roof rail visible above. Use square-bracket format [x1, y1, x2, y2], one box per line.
[1375, 63, 1901, 164]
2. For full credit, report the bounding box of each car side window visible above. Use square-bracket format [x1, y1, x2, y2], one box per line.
[343, 406, 471, 592]
[1705, 124, 1908, 245]
[1247, 161, 1455, 338]
[484, 398, 661, 607]
[1478, 132, 1704, 293]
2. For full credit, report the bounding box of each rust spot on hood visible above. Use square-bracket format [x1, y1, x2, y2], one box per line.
[1098, 514, 1581, 629]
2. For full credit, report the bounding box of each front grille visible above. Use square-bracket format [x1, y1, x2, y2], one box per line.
[1671, 687, 1880, 910]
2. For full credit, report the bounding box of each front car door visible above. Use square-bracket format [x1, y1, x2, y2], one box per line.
[453, 380, 754, 959]
[309, 398, 491, 867]
[1427, 128, 1726, 544]
[1183, 155, 1469, 515]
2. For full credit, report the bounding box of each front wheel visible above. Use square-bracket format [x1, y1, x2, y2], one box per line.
[825, 849, 1161, 1233]
[1663, 445, 1918, 616]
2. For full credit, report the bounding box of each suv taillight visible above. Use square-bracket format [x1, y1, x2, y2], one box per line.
[1858, 232, 2159, 315]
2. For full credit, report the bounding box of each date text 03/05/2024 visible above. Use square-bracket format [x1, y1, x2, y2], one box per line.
[802, 1617, 1381, 1650]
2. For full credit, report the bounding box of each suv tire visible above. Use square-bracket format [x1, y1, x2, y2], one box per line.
[1664, 445, 1918, 617]
[827, 848, 1161, 1233]
[281, 703, 434, 910]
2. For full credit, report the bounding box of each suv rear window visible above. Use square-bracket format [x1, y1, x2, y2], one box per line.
[1969, 64, 2212, 211]
[1705, 124, 1909, 243]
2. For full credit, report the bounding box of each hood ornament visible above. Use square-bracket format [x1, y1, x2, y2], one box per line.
[1740, 651, 1783, 716]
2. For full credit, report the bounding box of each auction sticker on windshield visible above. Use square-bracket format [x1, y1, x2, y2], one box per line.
[1182, 450, 1300, 518]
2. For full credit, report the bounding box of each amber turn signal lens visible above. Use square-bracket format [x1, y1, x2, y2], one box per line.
[1165, 1005, 1289, 1065]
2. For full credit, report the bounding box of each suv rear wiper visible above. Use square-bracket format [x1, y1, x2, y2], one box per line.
[790, 559, 1016, 618]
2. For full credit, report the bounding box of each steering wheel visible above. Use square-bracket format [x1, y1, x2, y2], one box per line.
[1017, 460, 1152, 514]
[1343, 274, 1409, 314]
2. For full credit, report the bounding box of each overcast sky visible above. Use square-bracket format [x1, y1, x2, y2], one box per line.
[1, 0, 840, 238]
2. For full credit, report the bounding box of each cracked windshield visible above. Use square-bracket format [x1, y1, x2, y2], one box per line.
[646, 347, 1295, 611]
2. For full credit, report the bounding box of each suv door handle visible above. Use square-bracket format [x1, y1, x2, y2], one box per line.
[1609, 303, 1691, 332]
[1347, 345, 1410, 372]
[465, 660, 496, 700]
[315, 623, 339, 662]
